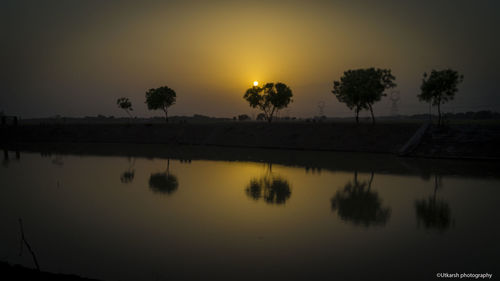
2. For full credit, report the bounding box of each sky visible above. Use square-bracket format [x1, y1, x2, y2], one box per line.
[1, 0, 499, 118]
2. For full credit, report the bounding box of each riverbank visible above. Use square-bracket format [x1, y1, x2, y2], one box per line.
[0, 122, 420, 153]
[1, 122, 500, 159]
[410, 123, 500, 160]
[2, 142, 499, 179]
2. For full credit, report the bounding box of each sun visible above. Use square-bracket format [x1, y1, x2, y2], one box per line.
[253, 81, 259, 86]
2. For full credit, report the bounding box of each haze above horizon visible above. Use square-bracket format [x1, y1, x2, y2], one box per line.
[1, 0, 499, 118]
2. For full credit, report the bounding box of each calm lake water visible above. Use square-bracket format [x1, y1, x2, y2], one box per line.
[1, 145, 499, 281]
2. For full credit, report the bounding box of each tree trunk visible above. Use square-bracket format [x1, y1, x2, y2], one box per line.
[268, 107, 276, 123]
[368, 171, 374, 190]
[437, 102, 441, 126]
[125, 110, 133, 123]
[433, 174, 438, 201]
[355, 108, 359, 124]
[369, 104, 375, 125]
[164, 109, 169, 123]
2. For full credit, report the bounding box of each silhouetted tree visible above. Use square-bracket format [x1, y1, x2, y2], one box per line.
[145, 86, 176, 122]
[120, 157, 135, 184]
[120, 171, 135, 183]
[332, 68, 396, 124]
[116, 97, 133, 118]
[256, 113, 266, 121]
[414, 174, 453, 232]
[2, 149, 9, 167]
[246, 174, 291, 204]
[238, 114, 250, 121]
[149, 159, 178, 195]
[331, 171, 391, 226]
[243, 82, 293, 123]
[418, 69, 464, 126]
[245, 163, 291, 204]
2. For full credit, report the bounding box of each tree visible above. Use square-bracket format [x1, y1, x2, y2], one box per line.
[116, 97, 133, 118]
[414, 175, 453, 232]
[418, 69, 464, 126]
[245, 163, 291, 205]
[331, 171, 391, 227]
[145, 86, 177, 122]
[149, 159, 178, 195]
[246, 175, 291, 204]
[243, 82, 293, 123]
[120, 157, 135, 184]
[238, 114, 250, 121]
[332, 68, 396, 124]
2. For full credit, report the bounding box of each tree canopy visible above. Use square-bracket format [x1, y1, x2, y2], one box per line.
[332, 68, 396, 124]
[116, 97, 133, 118]
[331, 172, 391, 227]
[145, 86, 176, 122]
[245, 174, 291, 205]
[243, 82, 293, 123]
[148, 159, 178, 195]
[418, 69, 464, 126]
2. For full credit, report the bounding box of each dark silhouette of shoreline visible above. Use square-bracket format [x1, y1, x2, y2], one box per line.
[2, 121, 500, 160]
[0, 122, 420, 152]
[2, 143, 499, 179]
[0, 261, 101, 281]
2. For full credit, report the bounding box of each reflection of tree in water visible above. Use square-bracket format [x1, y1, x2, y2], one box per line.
[120, 157, 135, 184]
[149, 159, 178, 195]
[2, 149, 20, 167]
[305, 166, 322, 175]
[2, 149, 9, 167]
[415, 174, 453, 232]
[245, 163, 291, 205]
[331, 171, 391, 227]
[120, 170, 135, 183]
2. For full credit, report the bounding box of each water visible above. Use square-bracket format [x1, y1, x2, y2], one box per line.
[1, 144, 499, 280]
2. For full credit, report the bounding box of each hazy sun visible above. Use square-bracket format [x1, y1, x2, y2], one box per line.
[253, 81, 259, 86]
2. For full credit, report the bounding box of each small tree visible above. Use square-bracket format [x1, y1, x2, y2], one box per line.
[418, 69, 464, 126]
[238, 114, 250, 121]
[116, 97, 133, 118]
[243, 82, 293, 123]
[145, 86, 176, 122]
[332, 68, 396, 124]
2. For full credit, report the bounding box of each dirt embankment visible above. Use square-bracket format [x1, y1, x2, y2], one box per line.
[411, 124, 500, 160]
[0, 122, 421, 154]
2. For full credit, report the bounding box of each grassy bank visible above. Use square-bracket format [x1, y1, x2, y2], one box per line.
[0, 122, 421, 154]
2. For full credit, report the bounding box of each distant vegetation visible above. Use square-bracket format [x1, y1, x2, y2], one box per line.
[145, 86, 177, 122]
[104, 68, 468, 126]
[238, 114, 250, 121]
[418, 69, 464, 126]
[243, 82, 293, 123]
[332, 68, 396, 124]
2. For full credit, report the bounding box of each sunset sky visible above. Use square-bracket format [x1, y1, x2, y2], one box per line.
[1, 0, 499, 118]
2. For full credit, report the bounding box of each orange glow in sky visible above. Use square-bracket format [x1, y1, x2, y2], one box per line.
[1, 1, 498, 118]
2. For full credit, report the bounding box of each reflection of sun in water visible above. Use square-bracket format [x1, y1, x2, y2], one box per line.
[253, 81, 259, 86]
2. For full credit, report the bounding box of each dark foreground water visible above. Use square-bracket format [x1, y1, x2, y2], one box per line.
[0, 145, 499, 281]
